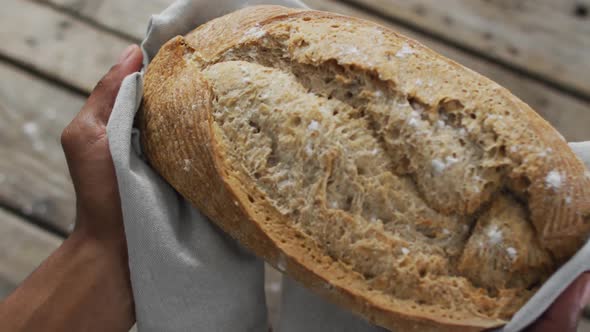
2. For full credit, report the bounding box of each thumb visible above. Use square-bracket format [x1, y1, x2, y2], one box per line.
[81, 44, 143, 125]
[569, 142, 590, 170]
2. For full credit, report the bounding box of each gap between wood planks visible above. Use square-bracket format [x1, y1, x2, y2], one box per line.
[31, 0, 139, 45]
[0, 0, 131, 93]
[0, 199, 68, 239]
[0, 53, 87, 99]
[0, 59, 81, 235]
[1, 0, 136, 98]
[337, 0, 590, 103]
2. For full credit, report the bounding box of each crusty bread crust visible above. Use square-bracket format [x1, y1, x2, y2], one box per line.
[139, 6, 590, 331]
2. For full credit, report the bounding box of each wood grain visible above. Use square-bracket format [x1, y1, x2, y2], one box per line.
[35, 0, 590, 141]
[342, 0, 590, 97]
[0, 0, 129, 93]
[0, 208, 62, 300]
[0, 62, 81, 233]
[42, 0, 173, 41]
[306, 0, 590, 141]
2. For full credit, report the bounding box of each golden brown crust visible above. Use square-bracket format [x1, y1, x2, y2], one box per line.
[139, 6, 590, 331]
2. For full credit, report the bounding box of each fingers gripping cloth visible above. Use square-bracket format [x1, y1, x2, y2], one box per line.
[106, 1, 590, 331]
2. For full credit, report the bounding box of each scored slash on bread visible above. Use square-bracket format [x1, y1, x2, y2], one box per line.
[139, 6, 590, 331]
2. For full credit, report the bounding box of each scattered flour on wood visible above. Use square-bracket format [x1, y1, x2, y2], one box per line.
[22, 122, 38, 137]
[22, 121, 44, 151]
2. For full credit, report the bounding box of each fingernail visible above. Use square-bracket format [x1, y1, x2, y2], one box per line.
[118, 45, 136, 63]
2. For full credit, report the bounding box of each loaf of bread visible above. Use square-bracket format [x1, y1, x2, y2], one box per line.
[139, 6, 590, 331]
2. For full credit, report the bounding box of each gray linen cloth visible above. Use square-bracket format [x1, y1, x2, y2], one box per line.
[106, 1, 590, 331]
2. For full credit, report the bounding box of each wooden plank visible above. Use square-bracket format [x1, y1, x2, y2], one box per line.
[342, 0, 590, 97]
[37, 0, 590, 141]
[0, 61, 82, 233]
[0, 0, 129, 93]
[306, 0, 590, 141]
[0, 208, 62, 300]
[43, 0, 173, 41]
